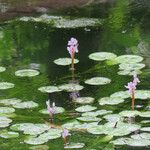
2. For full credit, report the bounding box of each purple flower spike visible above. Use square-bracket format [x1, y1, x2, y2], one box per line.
[62, 128, 71, 139]
[67, 37, 78, 57]
[133, 74, 140, 86]
[125, 82, 136, 94]
[46, 100, 55, 116]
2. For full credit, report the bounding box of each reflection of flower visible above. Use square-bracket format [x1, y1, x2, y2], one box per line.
[67, 37, 78, 58]
[70, 91, 80, 100]
[46, 100, 55, 117]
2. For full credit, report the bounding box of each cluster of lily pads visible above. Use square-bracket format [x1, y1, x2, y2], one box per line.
[1, 45, 150, 149]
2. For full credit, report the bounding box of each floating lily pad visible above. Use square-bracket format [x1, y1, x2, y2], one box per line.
[73, 97, 94, 104]
[111, 138, 131, 145]
[11, 123, 50, 135]
[0, 107, 15, 114]
[75, 105, 97, 112]
[119, 110, 140, 117]
[0, 98, 22, 106]
[117, 70, 142, 76]
[0, 82, 15, 90]
[58, 83, 84, 92]
[84, 77, 111, 85]
[82, 110, 112, 117]
[0, 130, 19, 139]
[24, 136, 48, 145]
[74, 122, 98, 130]
[135, 90, 150, 99]
[62, 120, 81, 130]
[0, 66, 6, 72]
[119, 63, 145, 71]
[38, 86, 62, 93]
[39, 107, 65, 114]
[131, 133, 150, 140]
[15, 69, 39, 77]
[98, 97, 124, 105]
[13, 101, 38, 109]
[54, 58, 79, 66]
[141, 127, 150, 132]
[64, 143, 85, 149]
[77, 116, 101, 122]
[126, 139, 150, 147]
[0, 123, 10, 128]
[88, 52, 117, 61]
[110, 91, 130, 99]
[139, 111, 150, 118]
[87, 125, 104, 135]
[103, 114, 122, 122]
[0, 116, 12, 128]
[29, 145, 49, 150]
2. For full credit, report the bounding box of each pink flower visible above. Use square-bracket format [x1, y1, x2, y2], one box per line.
[133, 74, 140, 86]
[67, 38, 78, 57]
[125, 82, 136, 94]
[62, 128, 70, 139]
[46, 100, 55, 115]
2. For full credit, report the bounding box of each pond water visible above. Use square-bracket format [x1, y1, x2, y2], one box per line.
[0, 0, 150, 150]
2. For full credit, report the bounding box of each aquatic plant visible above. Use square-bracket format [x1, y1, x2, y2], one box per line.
[46, 100, 55, 121]
[67, 38, 78, 70]
[62, 128, 70, 146]
[125, 74, 140, 110]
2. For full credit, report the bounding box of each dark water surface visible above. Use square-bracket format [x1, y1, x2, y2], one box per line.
[0, 0, 150, 150]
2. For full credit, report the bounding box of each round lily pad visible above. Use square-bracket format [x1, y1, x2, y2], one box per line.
[0, 116, 12, 128]
[24, 136, 48, 145]
[139, 111, 150, 118]
[119, 63, 145, 71]
[64, 143, 85, 149]
[0, 66, 6, 72]
[126, 139, 150, 147]
[58, 83, 84, 92]
[87, 125, 104, 135]
[135, 90, 150, 99]
[119, 110, 140, 117]
[82, 110, 112, 117]
[0, 98, 22, 106]
[62, 120, 81, 130]
[0, 123, 10, 128]
[15, 69, 39, 77]
[111, 138, 131, 145]
[73, 97, 94, 104]
[75, 105, 97, 112]
[38, 86, 62, 93]
[98, 97, 124, 105]
[117, 70, 142, 76]
[113, 55, 144, 64]
[110, 91, 130, 99]
[12, 101, 38, 109]
[0, 130, 19, 139]
[0, 107, 15, 114]
[77, 116, 101, 122]
[29, 145, 49, 150]
[0, 82, 15, 90]
[131, 133, 150, 140]
[103, 114, 121, 122]
[84, 77, 111, 85]
[39, 107, 65, 114]
[88, 52, 117, 61]
[141, 127, 150, 132]
[54, 58, 79, 66]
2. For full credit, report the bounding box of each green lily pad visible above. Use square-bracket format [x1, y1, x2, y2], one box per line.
[135, 90, 150, 99]
[0, 107, 15, 114]
[0, 66, 6, 72]
[141, 127, 150, 132]
[74, 122, 98, 130]
[119, 110, 140, 117]
[38, 86, 62, 93]
[58, 83, 84, 92]
[29, 145, 49, 150]
[77, 116, 101, 122]
[117, 70, 142, 76]
[103, 114, 122, 122]
[39, 107, 65, 114]
[0, 130, 19, 138]
[12, 101, 38, 109]
[111, 138, 131, 145]
[0, 123, 10, 128]
[131, 133, 150, 140]
[119, 63, 145, 71]
[88, 52, 117, 61]
[110, 91, 130, 99]
[62, 120, 81, 130]
[73, 97, 94, 104]
[24, 136, 49, 145]
[139, 111, 150, 118]
[64, 143, 85, 149]
[54, 58, 79, 66]
[126, 139, 150, 147]
[0, 98, 22, 106]
[15, 69, 39, 77]
[0, 116, 12, 128]
[0, 82, 15, 90]
[75, 105, 97, 112]
[82, 110, 112, 117]
[98, 97, 124, 105]
[87, 125, 104, 135]
[84, 77, 111, 85]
